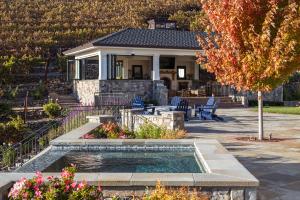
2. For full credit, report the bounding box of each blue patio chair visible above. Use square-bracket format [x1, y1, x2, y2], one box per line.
[176, 99, 189, 121]
[170, 96, 181, 107]
[199, 98, 220, 120]
[132, 96, 144, 109]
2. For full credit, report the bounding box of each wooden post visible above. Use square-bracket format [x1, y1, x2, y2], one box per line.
[258, 91, 264, 140]
[24, 91, 28, 123]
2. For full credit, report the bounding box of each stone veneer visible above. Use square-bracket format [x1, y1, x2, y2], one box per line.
[121, 108, 184, 131]
[73, 79, 99, 105]
[73, 79, 168, 106]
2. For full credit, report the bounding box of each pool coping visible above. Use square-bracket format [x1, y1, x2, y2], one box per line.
[0, 122, 259, 190]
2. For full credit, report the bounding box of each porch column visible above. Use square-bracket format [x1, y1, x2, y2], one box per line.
[194, 63, 200, 80]
[75, 59, 80, 79]
[98, 52, 107, 80]
[152, 54, 160, 80]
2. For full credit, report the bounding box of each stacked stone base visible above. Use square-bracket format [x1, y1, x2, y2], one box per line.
[73, 80, 168, 106]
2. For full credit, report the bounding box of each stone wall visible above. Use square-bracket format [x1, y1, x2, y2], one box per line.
[73, 80, 99, 105]
[73, 80, 168, 106]
[121, 109, 184, 131]
[99, 80, 154, 100]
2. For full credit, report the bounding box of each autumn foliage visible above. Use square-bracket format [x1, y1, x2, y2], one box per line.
[197, 0, 300, 92]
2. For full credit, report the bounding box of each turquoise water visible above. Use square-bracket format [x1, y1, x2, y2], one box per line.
[43, 150, 204, 173]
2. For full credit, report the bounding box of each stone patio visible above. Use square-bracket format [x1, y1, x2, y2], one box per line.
[186, 108, 300, 200]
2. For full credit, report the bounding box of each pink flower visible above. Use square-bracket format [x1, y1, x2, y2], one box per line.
[35, 190, 42, 198]
[71, 182, 77, 188]
[8, 178, 27, 198]
[35, 171, 44, 185]
[65, 185, 70, 191]
[61, 170, 71, 179]
[47, 176, 54, 181]
[83, 134, 95, 139]
[71, 163, 76, 168]
[23, 192, 29, 198]
[119, 135, 126, 139]
[77, 182, 85, 190]
[98, 182, 102, 192]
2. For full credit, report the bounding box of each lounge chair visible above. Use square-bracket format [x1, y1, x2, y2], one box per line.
[176, 99, 189, 121]
[170, 96, 181, 107]
[132, 96, 155, 115]
[132, 96, 144, 108]
[199, 98, 220, 120]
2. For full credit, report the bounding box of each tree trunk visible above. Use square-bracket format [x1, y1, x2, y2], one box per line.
[258, 90, 264, 140]
[44, 58, 50, 84]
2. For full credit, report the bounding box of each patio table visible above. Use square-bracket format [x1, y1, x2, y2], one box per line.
[154, 106, 177, 112]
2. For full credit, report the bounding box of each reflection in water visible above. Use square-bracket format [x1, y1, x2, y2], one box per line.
[43, 151, 204, 173]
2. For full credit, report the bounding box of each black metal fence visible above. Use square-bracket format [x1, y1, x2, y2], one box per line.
[0, 105, 126, 171]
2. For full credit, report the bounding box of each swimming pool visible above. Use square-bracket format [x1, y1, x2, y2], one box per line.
[43, 150, 204, 173]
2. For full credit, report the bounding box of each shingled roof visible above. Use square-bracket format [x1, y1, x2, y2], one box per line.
[64, 28, 203, 55]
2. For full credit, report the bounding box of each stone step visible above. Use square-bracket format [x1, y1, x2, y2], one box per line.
[48, 92, 80, 108]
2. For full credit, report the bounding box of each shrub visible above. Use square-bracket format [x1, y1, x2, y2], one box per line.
[143, 181, 208, 200]
[0, 116, 28, 144]
[32, 82, 48, 100]
[4, 85, 19, 100]
[135, 123, 186, 139]
[0, 102, 11, 118]
[43, 102, 62, 118]
[135, 122, 165, 139]
[0, 145, 17, 167]
[8, 165, 103, 200]
[85, 122, 185, 140]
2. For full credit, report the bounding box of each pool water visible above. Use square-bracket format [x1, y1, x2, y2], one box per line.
[43, 150, 204, 173]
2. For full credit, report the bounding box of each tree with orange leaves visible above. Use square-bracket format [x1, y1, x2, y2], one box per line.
[197, 0, 300, 140]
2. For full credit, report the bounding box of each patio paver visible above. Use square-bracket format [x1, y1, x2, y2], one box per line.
[186, 108, 300, 200]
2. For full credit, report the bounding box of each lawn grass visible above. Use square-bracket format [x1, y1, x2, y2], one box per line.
[251, 106, 300, 115]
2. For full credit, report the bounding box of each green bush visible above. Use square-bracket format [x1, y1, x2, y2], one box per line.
[32, 82, 48, 100]
[0, 145, 16, 167]
[135, 122, 186, 139]
[135, 122, 165, 139]
[43, 102, 62, 118]
[4, 85, 19, 100]
[0, 102, 11, 118]
[283, 83, 300, 101]
[0, 116, 28, 144]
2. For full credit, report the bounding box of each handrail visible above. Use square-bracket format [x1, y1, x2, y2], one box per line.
[0, 105, 125, 171]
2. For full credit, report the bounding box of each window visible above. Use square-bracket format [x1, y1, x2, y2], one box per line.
[177, 66, 186, 80]
[116, 61, 123, 79]
[132, 65, 143, 79]
[160, 57, 175, 69]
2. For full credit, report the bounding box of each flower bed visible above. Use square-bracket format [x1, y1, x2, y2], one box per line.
[8, 166, 208, 200]
[81, 122, 186, 139]
[9, 165, 103, 200]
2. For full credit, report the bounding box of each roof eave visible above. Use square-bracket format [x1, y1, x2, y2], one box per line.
[63, 43, 95, 56]
[94, 44, 201, 51]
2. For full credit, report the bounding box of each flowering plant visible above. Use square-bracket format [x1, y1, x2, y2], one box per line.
[8, 165, 103, 200]
[83, 122, 134, 139]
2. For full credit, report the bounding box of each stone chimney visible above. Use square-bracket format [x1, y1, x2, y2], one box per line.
[147, 18, 177, 30]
